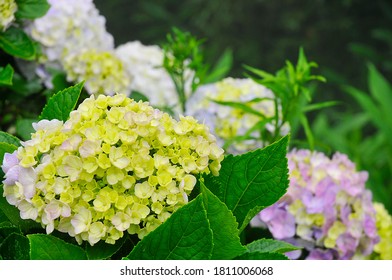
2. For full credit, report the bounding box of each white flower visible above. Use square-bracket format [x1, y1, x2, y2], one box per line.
[186, 77, 289, 153]
[27, 0, 113, 64]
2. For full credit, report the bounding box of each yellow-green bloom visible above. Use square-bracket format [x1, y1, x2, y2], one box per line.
[0, 0, 17, 31]
[63, 50, 131, 96]
[1, 94, 224, 245]
[372, 202, 392, 259]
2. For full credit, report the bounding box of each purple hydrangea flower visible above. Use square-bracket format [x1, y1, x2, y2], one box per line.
[251, 149, 379, 259]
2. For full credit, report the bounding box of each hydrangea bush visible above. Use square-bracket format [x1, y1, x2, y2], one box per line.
[251, 149, 379, 259]
[2, 93, 224, 245]
[1, 0, 389, 261]
[0, 82, 292, 260]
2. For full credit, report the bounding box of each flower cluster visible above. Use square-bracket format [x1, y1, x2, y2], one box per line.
[1, 94, 224, 245]
[25, 0, 125, 95]
[251, 149, 379, 259]
[372, 202, 392, 259]
[185, 78, 289, 154]
[63, 50, 131, 96]
[115, 41, 181, 113]
[0, 0, 17, 31]
[28, 0, 114, 64]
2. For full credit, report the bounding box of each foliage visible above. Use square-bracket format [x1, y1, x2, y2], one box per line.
[245, 48, 331, 149]
[312, 64, 392, 213]
[0, 0, 54, 138]
[162, 28, 232, 113]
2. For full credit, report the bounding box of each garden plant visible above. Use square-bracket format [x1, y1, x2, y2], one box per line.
[0, 0, 391, 260]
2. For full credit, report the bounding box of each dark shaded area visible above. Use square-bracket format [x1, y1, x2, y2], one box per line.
[95, 0, 392, 96]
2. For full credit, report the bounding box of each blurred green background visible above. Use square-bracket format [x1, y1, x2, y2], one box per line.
[94, 0, 392, 211]
[95, 0, 391, 88]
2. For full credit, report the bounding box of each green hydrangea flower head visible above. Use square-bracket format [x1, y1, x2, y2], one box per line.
[2, 94, 224, 245]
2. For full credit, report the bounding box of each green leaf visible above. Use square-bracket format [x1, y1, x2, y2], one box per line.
[0, 132, 21, 147]
[16, 118, 37, 141]
[0, 185, 42, 232]
[0, 226, 21, 244]
[39, 81, 84, 121]
[244, 64, 275, 80]
[85, 235, 127, 260]
[246, 238, 300, 254]
[0, 233, 30, 260]
[0, 64, 13, 85]
[234, 251, 288, 260]
[130, 90, 149, 102]
[200, 182, 246, 259]
[344, 85, 392, 139]
[303, 101, 340, 113]
[15, 0, 50, 19]
[0, 27, 36, 60]
[28, 234, 87, 260]
[367, 63, 392, 133]
[216, 135, 289, 232]
[368, 63, 392, 107]
[210, 99, 268, 118]
[8, 72, 43, 96]
[204, 48, 233, 83]
[300, 114, 314, 150]
[126, 196, 213, 260]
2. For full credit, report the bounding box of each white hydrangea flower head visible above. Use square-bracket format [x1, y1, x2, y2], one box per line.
[27, 0, 114, 64]
[115, 41, 190, 115]
[0, 0, 17, 31]
[186, 77, 289, 154]
[1, 94, 224, 246]
[63, 49, 132, 96]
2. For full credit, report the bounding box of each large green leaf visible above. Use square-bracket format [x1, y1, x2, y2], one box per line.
[126, 196, 213, 260]
[0, 233, 30, 260]
[216, 135, 289, 232]
[246, 238, 299, 254]
[200, 182, 246, 259]
[15, 0, 50, 19]
[39, 81, 84, 121]
[0, 132, 21, 147]
[0, 226, 21, 244]
[28, 234, 87, 260]
[0, 64, 13, 85]
[234, 252, 288, 260]
[85, 235, 127, 260]
[0, 27, 36, 60]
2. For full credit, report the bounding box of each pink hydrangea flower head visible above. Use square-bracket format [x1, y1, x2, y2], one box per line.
[251, 149, 379, 259]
